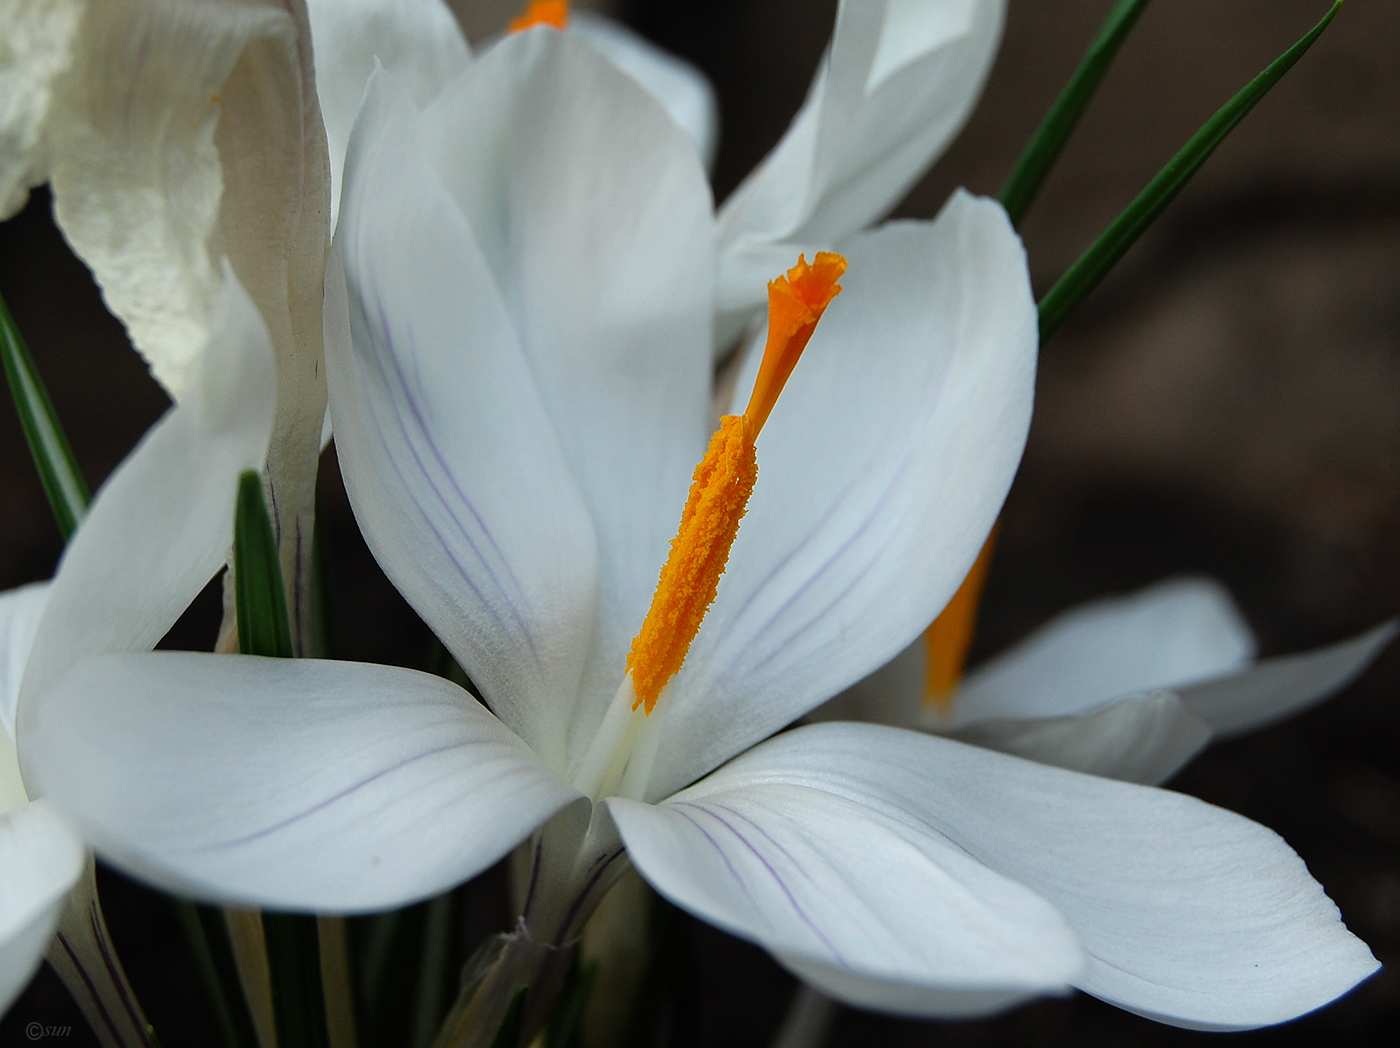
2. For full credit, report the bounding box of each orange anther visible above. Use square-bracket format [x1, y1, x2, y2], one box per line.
[508, 0, 569, 33]
[923, 524, 999, 715]
[625, 253, 847, 715]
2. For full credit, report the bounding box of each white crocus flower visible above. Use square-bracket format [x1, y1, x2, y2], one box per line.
[19, 32, 1378, 1031]
[715, 0, 1008, 349]
[1, 0, 330, 643]
[830, 577, 1398, 785]
[0, 276, 276, 1025]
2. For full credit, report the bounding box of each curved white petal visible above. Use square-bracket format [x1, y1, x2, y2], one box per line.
[683, 722, 1376, 1030]
[24, 653, 579, 913]
[955, 577, 1256, 724]
[17, 274, 276, 718]
[715, 0, 1006, 345]
[0, 583, 47, 743]
[306, 0, 470, 228]
[0, 800, 86, 1013]
[569, 13, 719, 171]
[331, 35, 713, 768]
[952, 691, 1214, 786]
[0, 0, 83, 218]
[1180, 620, 1397, 739]
[608, 781, 1083, 1019]
[655, 194, 1035, 797]
[330, 69, 595, 770]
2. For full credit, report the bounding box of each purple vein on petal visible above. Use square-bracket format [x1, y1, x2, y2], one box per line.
[672, 800, 850, 968]
[186, 737, 503, 852]
[354, 290, 541, 665]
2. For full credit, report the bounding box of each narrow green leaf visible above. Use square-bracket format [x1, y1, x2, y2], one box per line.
[0, 289, 90, 539]
[234, 470, 294, 659]
[489, 987, 528, 1048]
[1038, 2, 1342, 343]
[544, 960, 598, 1048]
[172, 900, 260, 1048]
[232, 474, 326, 1048]
[263, 912, 331, 1048]
[1001, 0, 1154, 227]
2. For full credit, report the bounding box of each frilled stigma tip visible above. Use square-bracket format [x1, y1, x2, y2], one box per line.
[625, 253, 848, 716]
[742, 251, 847, 437]
[508, 0, 570, 33]
[922, 525, 999, 716]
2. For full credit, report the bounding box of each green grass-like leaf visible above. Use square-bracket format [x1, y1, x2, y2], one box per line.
[0, 290, 90, 539]
[1001, 0, 1154, 228]
[234, 470, 294, 659]
[1038, 2, 1343, 343]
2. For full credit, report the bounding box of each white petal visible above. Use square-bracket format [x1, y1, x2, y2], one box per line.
[0, 583, 48, 743]
[682, 722, 1376, 1030]
[715, 0, 1006, 345]
[608, 777, 1083, 1018]
[24, 653, 579, 913]
[306, 0, 470, 228]
[0, 800, 85, 1013]
[955, 576, 1256, 724]
[332, 35, 715, 767]
[569, 13, 719, 170]
[952, 691, 1213, 786]
[18, 274, 275, 715]
[0, 0, 83, 218]
[655, 194, 1035, 797]
[44, 0, 291, 397]
[329, 69, 597, 770]
[1180, 620, 1397, 739]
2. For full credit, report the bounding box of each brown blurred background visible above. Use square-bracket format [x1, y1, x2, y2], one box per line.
[2, 1, 1398, 1045]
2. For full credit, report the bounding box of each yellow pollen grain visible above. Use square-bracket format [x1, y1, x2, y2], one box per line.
[508, 0, 569, 32]
[923, 524, 999, 715]
[625, 252, 848, 714]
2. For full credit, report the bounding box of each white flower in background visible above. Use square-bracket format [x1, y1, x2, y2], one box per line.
[310, 0, 1006, 349]
[20, 30, 1378, 1031]
[0, 275, 275, 1019]
[828, 576, 1397, 785]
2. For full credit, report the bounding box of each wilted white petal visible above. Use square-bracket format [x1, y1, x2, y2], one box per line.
[0, 0, 83, 218]
[18, 273, 275, 712]
[1181, 621, 1397, 739]
[45, 0, 291, 396]
[642, 723, 1376, 1029]
[656, 194, 1034, 797]
[0, 800, 85, 1012]
[952, 691, 1213, 786]
[716, 0, 1006, 345]
[24, 653, 579, 913]
[306, 0, 471, 226]
[955, 577, 1256, 724]
[570, 12, 719, 169]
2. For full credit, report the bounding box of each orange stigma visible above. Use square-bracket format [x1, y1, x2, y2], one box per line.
[743, 252, 847, 436]
[508, 0, 569, 32]
[923, 524, 999, 715]
[625, 252, 847, 714]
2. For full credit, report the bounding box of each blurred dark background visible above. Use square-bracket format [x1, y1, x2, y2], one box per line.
[2, 1, 1397, 1045]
